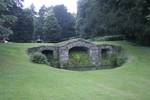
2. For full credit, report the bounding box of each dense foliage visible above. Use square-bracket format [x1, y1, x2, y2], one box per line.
[34, 5, 76, 42]
[68, 51, 93, 68]
[0, 0, 23, 37]
[77, 0, 150, 45]
[30, 52, 48, 64]
[0, 1, 75, 42]
[1, 0, 150, 45]
[10, 5, 35, 42]
[53, 5, 76, 39]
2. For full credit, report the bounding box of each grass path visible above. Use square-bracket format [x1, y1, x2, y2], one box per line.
[0, 42, 150, 100]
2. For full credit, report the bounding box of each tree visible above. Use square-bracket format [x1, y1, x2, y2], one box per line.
[34, 5, 47, 40]
[34, 5, 76, 42]
[53, 5, 76, 39]
[0, 0, 23, 38]
[10, 6, 35, 42]
[77, 0, 150, 45]
[43, 13, 62, 42]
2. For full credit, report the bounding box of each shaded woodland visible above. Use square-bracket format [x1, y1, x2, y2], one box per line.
[0, 0, 150, 45]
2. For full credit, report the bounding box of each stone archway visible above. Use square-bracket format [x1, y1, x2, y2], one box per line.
[41, 50, 54, 62]
[68, 46, 91, 66]
[28, 38, 118, 69]
[58, 39, 100, 67]
[69, 46, 89, 57]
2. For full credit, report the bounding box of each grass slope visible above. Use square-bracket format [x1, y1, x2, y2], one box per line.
[0, 42, 150, 100]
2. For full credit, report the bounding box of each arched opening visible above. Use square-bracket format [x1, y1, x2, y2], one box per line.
[101, 48, 109, 58]
[100, 47, 127, 69]
[66, 46, 94, 70]
[101, 48, 111, 66]
[41, 50, 53, 62]
[69, 46, 88, 52]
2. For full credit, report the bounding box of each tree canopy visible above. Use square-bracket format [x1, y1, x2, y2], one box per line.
[0, 0, 150, 45]
[0, 0, 23, 37]
[34, 5, 76, 42]
[77, 0, 150, 45]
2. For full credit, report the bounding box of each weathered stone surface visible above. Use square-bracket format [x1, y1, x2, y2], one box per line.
[28, 38, 117, 67]
[57, 38, 100, 67]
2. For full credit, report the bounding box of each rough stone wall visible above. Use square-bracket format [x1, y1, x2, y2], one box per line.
[28, 46, 58, 59]
[28, 39, 117, 68]
[38, 46, 57, 59]
[58, 40, 100, 67]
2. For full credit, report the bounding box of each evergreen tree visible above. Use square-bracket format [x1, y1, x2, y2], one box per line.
[53, 5, 76, 39]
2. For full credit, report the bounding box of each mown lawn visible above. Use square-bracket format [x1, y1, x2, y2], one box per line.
[0, 41, 150, 100]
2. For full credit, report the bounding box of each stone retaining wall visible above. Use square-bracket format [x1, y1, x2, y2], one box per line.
[28, 38, 116, 67]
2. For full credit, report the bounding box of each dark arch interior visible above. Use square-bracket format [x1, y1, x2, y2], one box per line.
[101, 48, 112, 67]
[42, 50, 53, 61]
[69, 46, 89, 52]
[101, 48, 109, 58]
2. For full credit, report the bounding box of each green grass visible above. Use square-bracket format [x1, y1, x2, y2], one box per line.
[0, 41, 150, 100]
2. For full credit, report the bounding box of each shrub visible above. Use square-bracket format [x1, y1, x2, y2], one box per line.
[105, 36, 124, 41]
[30, 52, 48, 64]
[91, 35, 124, 41]
[68, 51, 93, 68]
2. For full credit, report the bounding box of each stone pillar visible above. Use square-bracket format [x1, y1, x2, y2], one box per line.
[99, 49, 102, 66]
[59, 47, 69, 68]
[106, 46, 113, 55]
[89, 47, 100, 66]
[53, 49, 58, 59]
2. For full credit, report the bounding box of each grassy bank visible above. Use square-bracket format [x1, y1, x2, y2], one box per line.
[0, 41, 150, 100]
